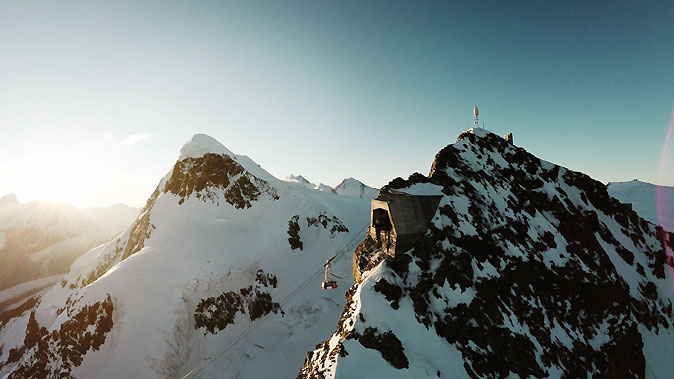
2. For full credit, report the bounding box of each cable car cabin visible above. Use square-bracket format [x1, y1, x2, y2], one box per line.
[321, 280, 338, 290]
[322, 259, 338, 290]
[369, 191, 443, 259]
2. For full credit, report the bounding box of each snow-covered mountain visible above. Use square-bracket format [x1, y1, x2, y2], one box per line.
[334, 178, 378, 199]
[284, 174, 379, 199]
[608, 180, 674, 233]
[299, 128, 674, 378]
[314, 183, 335, 193]
[284, 174, 315, 188]
[0, 134, 372, 378]
[0, 195, 139, 294]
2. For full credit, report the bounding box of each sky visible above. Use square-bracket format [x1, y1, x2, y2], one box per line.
[1, 0, 673, 207]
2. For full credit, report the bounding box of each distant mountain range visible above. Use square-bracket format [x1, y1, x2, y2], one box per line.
[0, 195, 139, 295]
[284, 174, 378, 199]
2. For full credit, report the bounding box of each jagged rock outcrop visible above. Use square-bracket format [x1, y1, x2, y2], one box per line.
[166, 153, 279, 208]
[2, 296, 114, 379]
[288, 213, 349, 251]
[194, 270, 281, 334]
[299, 128, 674, 378]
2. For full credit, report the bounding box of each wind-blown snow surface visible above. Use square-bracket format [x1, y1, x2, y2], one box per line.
[299, 129, 674, 378]
[608, 180, 674, 232]
[0, 134, 371, 378]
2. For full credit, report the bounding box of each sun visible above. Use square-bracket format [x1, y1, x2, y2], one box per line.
[15, 157, 92, 206]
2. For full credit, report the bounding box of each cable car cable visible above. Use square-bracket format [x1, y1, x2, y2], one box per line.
[181, 223, 368, 378]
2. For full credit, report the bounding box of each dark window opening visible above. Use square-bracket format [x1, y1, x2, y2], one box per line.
[372, 209, 393, 231]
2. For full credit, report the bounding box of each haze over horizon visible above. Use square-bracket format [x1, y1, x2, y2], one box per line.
[1, 0, 673, 207]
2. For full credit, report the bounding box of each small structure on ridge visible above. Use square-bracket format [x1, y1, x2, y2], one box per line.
[369, 191, 442, 258]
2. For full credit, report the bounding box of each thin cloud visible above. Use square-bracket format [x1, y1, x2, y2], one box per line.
[103, 133, 115, 141]
[119, 133, 152, 145]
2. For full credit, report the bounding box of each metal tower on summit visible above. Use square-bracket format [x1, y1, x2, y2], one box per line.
[474, 106, 480, 129]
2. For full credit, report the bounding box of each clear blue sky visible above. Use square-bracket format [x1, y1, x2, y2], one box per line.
[1, 0, 673, 206]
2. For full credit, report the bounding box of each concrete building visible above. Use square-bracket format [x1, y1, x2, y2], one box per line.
[369, 191, 443, 258]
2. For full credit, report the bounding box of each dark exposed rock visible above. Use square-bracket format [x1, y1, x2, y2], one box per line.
[194, 270, 281, 334]
[354, 327, 408, 369]
[0, 296, 40, 328]
[165, 153, 279, 208]
[352, 235, 384, 283]
[2, 295, 114, 379]
[194, 291, 245, 333]
[380, 172, 437, 196]
[373, 279, 402, 309]
[255, 269, 278, 288]
[288, 212, 348, 252]
[288, 215, 303, 251]
[306, 212, 349, 237]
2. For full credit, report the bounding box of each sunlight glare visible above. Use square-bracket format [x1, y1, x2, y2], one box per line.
[15, 154, 92, 207]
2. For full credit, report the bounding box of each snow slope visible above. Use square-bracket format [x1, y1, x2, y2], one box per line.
[300, 128, 674, 378]
[0, 134, 372, 379]
[608, 180, 674, 232]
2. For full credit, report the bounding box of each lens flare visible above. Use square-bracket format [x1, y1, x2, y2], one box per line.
[657, 104, 674, 292]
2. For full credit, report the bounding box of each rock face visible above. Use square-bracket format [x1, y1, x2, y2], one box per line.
[298, 128, 674, 378]
[165, 153, 279, 208]
[4, 296, 114, 378]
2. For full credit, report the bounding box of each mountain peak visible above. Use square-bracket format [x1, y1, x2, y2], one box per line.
[179, 134, 234, 160]
[285, 174, 313, 185]
[457, 127, 498, 141]
[300, 126, 674, 378]
[314, 183, 335, 193]
[334, 178, 378, 199]
[0, 194, 18, 205]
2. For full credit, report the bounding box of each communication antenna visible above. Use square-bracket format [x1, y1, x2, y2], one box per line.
[473, 106, 480, 129]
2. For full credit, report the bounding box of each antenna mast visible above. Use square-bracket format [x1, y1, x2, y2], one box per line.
[473, 106, 480, 129]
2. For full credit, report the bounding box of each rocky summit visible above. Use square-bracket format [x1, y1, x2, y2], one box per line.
[299, 128, 674, 378]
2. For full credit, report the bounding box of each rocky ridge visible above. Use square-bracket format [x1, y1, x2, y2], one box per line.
[299, 128, 674, 378]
